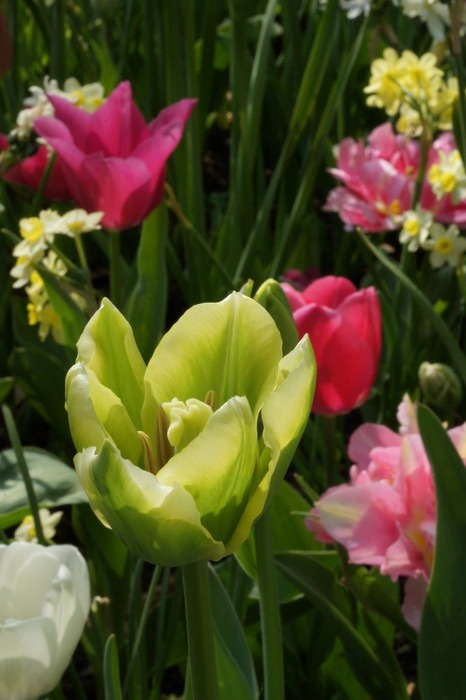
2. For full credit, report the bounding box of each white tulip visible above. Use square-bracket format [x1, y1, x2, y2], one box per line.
[0, 542, 90, 700]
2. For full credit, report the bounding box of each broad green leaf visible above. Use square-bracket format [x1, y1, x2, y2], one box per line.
[0, 447, 87, 529]
[209, 565, 259, 700]
[276, 552, 408, 700]
[418, 405, 466, 700]
[125, 205, 168, 362]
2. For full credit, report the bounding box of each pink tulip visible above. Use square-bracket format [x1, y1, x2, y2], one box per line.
[324, 122, 466, 232]
[306, 395, 466, 629]
[34, 82, 197, 229]
[282, 276, 381, 415]
[324, 123, 417, 232]
[0, 135, 73, 201]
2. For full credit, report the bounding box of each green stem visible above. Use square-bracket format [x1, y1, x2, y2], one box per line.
[109, 229, 122, 308]
[1, 404, 46, 545]
[322, 414, 337, 487]
[255, 508, 284, 700]
[182, 560, 220, 700]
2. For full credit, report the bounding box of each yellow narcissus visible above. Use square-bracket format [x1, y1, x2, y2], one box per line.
[65, 293, 315, 566]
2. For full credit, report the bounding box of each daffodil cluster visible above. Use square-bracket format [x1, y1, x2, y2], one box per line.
[10, 208, 102, 341]
[364, 49, 458, 135]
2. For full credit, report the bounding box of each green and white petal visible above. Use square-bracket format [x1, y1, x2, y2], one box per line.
[142, 293, 282, 443]
[66, 363, 142, 465]
[228, 336, 315, 552]
[75, 440, 225, 566]
[261, 335, 315, 502]
[77, 298, 146, 427]
[158, 395, 258, 547]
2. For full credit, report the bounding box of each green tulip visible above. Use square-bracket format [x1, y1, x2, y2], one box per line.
[65, 293, 315, 566]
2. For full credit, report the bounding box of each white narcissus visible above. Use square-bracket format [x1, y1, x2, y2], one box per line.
[0, 542, 90, 700]
[65, 293, 316, 566]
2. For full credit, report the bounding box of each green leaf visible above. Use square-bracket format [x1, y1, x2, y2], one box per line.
[103, 634, 123, 700]
[0, 377, 13, 404]
[418, 404, 466, 700]
[236, 480, 326, 603]
[125, 205, 168, 362]
[0, 447, 87, 529]
[276, 552, 408, 700]
[9, 346, 70, 439]
[38, 264, 88, 348]
[209, 565, 259, 700]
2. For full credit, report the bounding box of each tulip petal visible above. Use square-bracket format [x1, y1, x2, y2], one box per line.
[84, 81, 149, 157]
[294, 305, 376, 414]
[142, 293, 282, 443]
[78, 154, 153, 229]
[68, 299, 146, 463]
[44, 93, 92, 143]
[77, 298, 146, 425]
[228, 336, 316, 552]
[0, 617, 57, 700]
[75, 441, 226, 566]
[158, 396, 258, 546]
[301, 276, 356, 307]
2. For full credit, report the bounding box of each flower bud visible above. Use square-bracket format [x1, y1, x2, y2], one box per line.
[254, 279, 299, 354]
[419, 362, 462, 411]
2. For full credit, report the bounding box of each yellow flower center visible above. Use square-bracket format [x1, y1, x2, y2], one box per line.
[440, 171, 457, 193]
[404, 217, 420, 237]
[390, 199, 402, 215]
[434, 237, 453, 255]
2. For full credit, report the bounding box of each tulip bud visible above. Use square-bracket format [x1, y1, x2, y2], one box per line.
[254, 279, 299, 354]
[419, 361, 462, 411]
[0, 542, 90, 700]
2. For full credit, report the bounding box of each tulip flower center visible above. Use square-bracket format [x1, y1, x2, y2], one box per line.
[138, 392, 216, 475]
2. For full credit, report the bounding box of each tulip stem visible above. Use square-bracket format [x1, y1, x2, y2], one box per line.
[181, 560, 220, 700]
[1, 404, 47, 545]
[109, 229, 122, 309]
[255, 507, 285, 700]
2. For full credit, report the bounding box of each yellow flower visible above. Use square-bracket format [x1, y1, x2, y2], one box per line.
[364, 48, 405, 115]
[399, 206, 433, 251]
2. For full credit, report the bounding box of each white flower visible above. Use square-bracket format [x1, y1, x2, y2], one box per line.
[59, 209, 104, 236]
[340, 0, 371, 18]
[14, 508, 63, 543]
[399, 206, 433, 251]
[428, 149, 466, 204]
[398, 0, 450, 40]
[422, 223, 466, 268]
[11, 210, 64, 287]
[0, 542, 90, 700]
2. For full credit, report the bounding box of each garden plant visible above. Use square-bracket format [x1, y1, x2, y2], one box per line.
[1, 1, 466, 698]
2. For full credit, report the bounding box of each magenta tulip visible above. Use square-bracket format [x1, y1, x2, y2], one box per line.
[282, 275, 381, 415]
[34, 82, 197, 229]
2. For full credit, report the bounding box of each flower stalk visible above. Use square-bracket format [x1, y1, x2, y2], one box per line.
[182, 560, 220, 700]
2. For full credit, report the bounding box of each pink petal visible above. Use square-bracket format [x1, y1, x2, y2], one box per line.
[77, 155, 153, 229]
[281, 282, 305, 312]
[348, 423, 401, 469]
[301, 276, 356, 308]
[402, 576, 428, 631]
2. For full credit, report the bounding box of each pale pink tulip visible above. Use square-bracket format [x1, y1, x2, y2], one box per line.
[307, 395, 466, 629]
